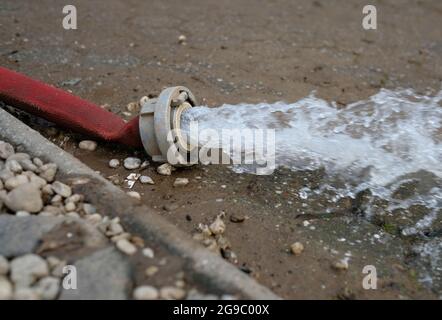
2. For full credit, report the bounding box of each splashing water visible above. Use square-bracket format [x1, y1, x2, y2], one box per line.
[182, 88, 442, 289]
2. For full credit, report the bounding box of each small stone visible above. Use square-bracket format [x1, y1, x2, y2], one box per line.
[0, 276, 13, 300]
[116, 239, 137, 255]
[142, 248, 154, 258]
[78, 140, 97, 151]
[4, 174, 29, 190]
[123, 157, 141, 170]
[139, 175, 154, 185]
[16, 211, 31, 217]
[6, 159, 22, 173]
[173, 178, 189, 187]
[160, 286, 186, 300]
[108, 159, 120, 168]
[13, 287, 40, 300]
[107, 221, 124, 236]
[51, 194, 63, 204]
[133, 285, 159, 300]
[178, 34, 187, 44]
[66, 194, 83, 204]
[0, 256, 9, 275]
[5, 183, 43, 213]
[332, 259, 349, 271]
[82, 203, 96, 215]
[145, 266, 159, 277]
[39, 163, 57, 182]
[66, 212, 80, 219]
[209, 216, 226, 235]
[85, 213, 103, 224]
[126, 102, 140, 113]
[34, 276, 60, 300]
[163, 203, 179, 211]
[0, 141, 14, 160]
[33, 158, 44, 167]
[51, 181, 72, 198]
[41, 184, 54, 196]
[46, 256, 61, 270]
[140, 161, 149, 169]
[229, 213, 245, 223]
[20, 159, 38, 172]
[10, 254, 49, 287]
[290, 242, 304, 256]
[29, 175, 47, 188]
[65, 202, 76, 212]
[127, 191, 141, 200]
[157, 163, 172, 176]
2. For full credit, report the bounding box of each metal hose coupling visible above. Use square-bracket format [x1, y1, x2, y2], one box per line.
[138, 86, 197, 165]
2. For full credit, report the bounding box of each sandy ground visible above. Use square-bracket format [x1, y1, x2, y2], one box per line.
[1, 0, 442, 299]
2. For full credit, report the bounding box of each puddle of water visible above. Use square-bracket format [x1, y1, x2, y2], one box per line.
[182, 88, 442, 290]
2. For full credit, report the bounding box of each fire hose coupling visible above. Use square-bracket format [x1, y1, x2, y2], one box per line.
[138, 86, 197, 165]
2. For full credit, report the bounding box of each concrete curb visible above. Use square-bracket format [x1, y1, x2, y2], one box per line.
[0, 108, 280, 300]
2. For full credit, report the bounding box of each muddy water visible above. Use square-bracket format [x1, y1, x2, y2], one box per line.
[182, 89, 442, 289]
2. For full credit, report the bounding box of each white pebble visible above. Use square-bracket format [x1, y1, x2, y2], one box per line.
[124, 157, 141, 170]
[78, 140, 97, 151]
[157, 163, 172, 176]
[127, 191, 141, 200]
[142, 248, 155, 258]
[0, 141, 15, 160]
[10, 254, 49, 287]
[0, 276, 13, 300]
[133, 285, 159, 300]
[116, 239, 137, 255]
[160, 286, 186, 300]
[139, 175, 154, 185]
[51, 181, 72, 198]
[209, 216, 226, 235]
[173, 178, 189, 187]
[108, 159, 120, 168]
[34, 276, 60, 300]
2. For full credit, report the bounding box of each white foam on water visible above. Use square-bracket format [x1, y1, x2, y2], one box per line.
[181, 88, 442, 289]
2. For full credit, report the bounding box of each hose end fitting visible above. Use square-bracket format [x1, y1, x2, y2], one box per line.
[138, 86, 197, 165]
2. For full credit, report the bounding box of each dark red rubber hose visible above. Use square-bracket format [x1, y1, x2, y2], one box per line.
[0, 66, 142, 148]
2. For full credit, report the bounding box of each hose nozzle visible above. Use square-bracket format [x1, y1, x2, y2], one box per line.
[138, 86, 197, 165]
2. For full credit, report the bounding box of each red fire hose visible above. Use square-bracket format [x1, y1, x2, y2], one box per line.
[0, 66, 142, 147]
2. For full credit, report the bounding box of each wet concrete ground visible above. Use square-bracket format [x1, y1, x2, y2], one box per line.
[1, 0, 442, 299]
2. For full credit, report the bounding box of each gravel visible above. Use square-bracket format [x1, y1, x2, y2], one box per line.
[78, 140, 97, 151]
[39, 163, 58, 182]
[139, 175, 154, 185]
[0, 276, 13, 300]
[4, 183, 43, 213]
[123, 157, 141, 170]
[173, 178, 189, 187]
[126, 191, 141, 200]
[51, 181, 72, 198]
[157, 163, 172, 176]
[10, 254, 49, 288]
[290, 242, 304, 256]
[108, 159, 120, 168]
[142, 247, 154, 258]
[229, 213, 245, 223]
[160, 286, 186, 300]
[133, 285, 159, 300]
[116, 238, 137, 255]
[34, 276, 60, 300]
[0, 141, 14, 160]
[332, 259, 349, 271]
[209, 215, 226, 235]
